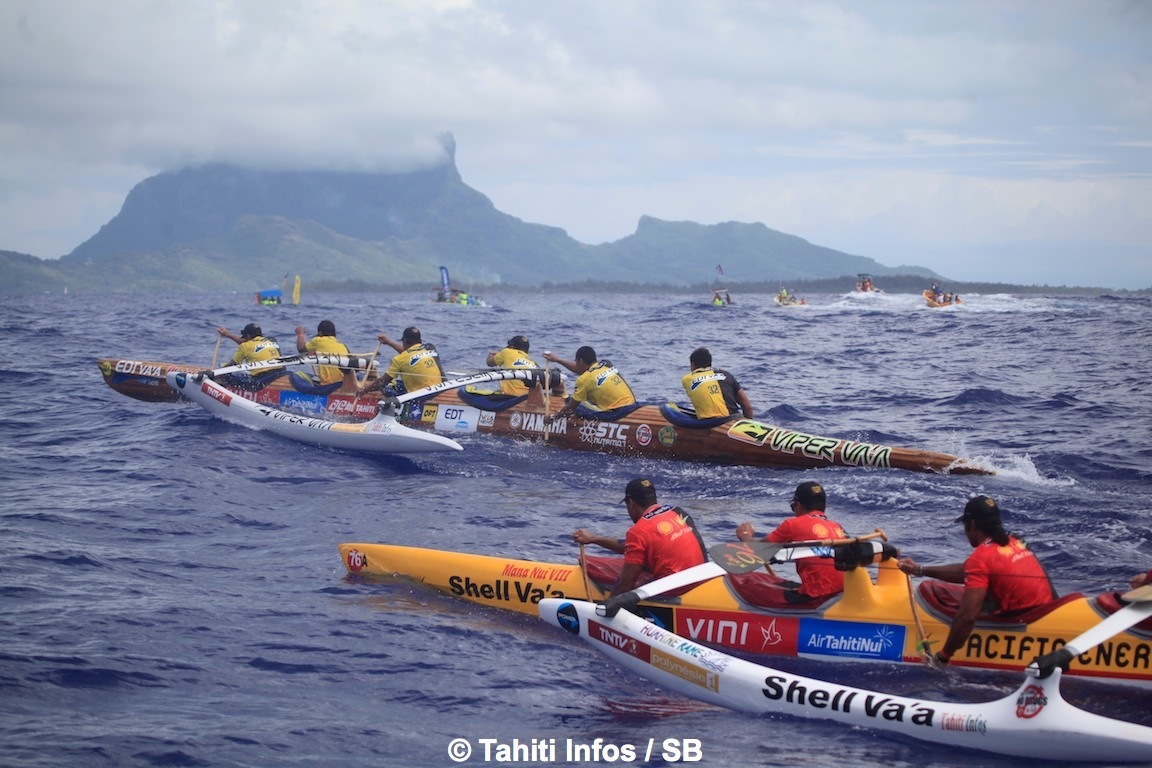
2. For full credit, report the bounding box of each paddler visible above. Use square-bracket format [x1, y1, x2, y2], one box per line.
[735, 481, 848, 603]
[291, 319, 352, 393]
[209, 323, 285, 390]
[573, 478, 707, 597]
[217, 323, 282, 366]
[542, 345, 636, 422]
[897, 495, 1056, 666]
[357, 326, 444, 397]
[682, 346, 754, 419]
[484, 334, 540, 397]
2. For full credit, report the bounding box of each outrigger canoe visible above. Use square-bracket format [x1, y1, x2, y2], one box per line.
[538, 597, 1152, 762]
[337, 540, 1152, 687]
[98, 355, 991, 474]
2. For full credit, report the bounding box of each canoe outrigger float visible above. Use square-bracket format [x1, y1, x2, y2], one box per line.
[166, 366, 544, 455]
[337, 539, 1152, 687]
[98, 354, 990, 474]
[538, 594, 1152, 762]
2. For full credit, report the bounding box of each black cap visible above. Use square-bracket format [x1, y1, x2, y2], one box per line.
[955, 495, 1001, 524]
[402, 327, 421, 343]
[507, 335, 529, 352]
[792, 481, 826, 510]
[241, 323, 262, 339]
[621, 478, 657, 505]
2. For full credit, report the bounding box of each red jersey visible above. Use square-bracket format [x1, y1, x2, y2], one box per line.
[623, 505, 706, 579]
[767, 512, 846, 598]
[964, 536, 1054, 612]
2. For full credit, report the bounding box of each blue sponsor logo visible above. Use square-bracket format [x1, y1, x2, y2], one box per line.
[556, 603, 580, 635]
[279, 391, 327, 415]
[798, 618, 905, 661]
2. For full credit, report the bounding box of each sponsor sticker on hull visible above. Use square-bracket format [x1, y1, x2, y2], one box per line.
[678, 609, 801, 655]
[113, 360, 167, 377]
[433, 404, 481, 432]
[798, 618, 905, 661]
[280, 390, 327, 415]
[447, 563, 578, 606]
[726, 420, 893, 468]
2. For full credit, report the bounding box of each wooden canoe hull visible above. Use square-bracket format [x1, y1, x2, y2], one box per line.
[399, 391, 989, 474]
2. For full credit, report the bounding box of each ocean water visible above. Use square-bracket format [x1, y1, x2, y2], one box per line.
[1, 289, 1150, 768]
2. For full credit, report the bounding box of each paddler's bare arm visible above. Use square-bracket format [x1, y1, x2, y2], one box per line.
[376, 333, 405, 353]
[542, 351, 579, 373]
[573, 528, 625, 554]
[897, 558, 966, 583]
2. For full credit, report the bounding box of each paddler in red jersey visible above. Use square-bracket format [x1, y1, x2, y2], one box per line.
[573, 478, 707, 597]
[898, 495, 1056, 665]
[735, 481, 848, 602]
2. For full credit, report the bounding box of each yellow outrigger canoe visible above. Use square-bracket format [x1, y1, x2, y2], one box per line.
[337, 540, 1152, 687]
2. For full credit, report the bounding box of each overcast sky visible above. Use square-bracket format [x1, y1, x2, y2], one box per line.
[2, 1, 1150, 288]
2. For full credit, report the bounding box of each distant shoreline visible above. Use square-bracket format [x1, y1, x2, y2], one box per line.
[304, 277, 1147, 296]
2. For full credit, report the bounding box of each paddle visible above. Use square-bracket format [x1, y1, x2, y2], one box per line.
[577, 542, 593, 599]
[904, 572, 934, 658]
[1027, 584, 1152, 679]
[349, 341, 383, 405]
[597, 529, 889, 617]
[210, 332, 223, 368]
[543, 366, 552, 443]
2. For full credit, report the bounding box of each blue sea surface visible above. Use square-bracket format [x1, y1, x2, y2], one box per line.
[1, 289, 1150, 767]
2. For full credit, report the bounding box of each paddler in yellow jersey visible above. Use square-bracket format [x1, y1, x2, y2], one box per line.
[209, 322, 284, 390]
[357, 326, 444, 397]
[485, 334, 540, 396]
[217, 323, 282, 366]
[294, 319, 350, 385]
[543, 345, 635, 422]
[681, 347, 754, 419]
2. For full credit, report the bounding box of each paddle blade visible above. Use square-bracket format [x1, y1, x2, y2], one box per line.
[708, 540, 782, 574]
[1121, 583, 1152, 603]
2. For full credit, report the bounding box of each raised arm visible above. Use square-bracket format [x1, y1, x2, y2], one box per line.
[542, 351, 580, 374]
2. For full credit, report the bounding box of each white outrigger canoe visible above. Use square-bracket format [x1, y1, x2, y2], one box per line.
[538, 592, 1152, 762]
[165, 366, 548, 454]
